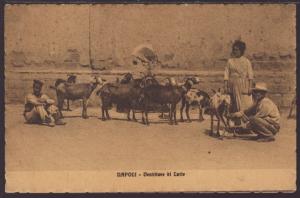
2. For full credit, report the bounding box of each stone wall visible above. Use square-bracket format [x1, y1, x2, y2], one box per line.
[4, 4, 296, 108]
[5, 69, 295, 108]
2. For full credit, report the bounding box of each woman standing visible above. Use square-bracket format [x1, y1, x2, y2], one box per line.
[224, 40, 254, 125]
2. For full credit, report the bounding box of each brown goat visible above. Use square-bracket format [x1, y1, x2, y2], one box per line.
[53, 74, 77, 111]
[208, 89, 231, 138]
[51, 76, 105, 119]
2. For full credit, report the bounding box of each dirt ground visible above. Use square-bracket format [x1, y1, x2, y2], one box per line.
[5, 104, 296, 171]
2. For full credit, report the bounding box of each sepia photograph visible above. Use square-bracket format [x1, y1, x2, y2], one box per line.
[4, 3, 297, 192]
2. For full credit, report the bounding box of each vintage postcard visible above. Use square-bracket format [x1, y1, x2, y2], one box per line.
[4, 3, 296, 192]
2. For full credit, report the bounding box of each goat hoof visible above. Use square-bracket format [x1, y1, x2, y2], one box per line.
[199, 118, 204, 122]
[187, 119, 192, 123]
[180, 119, 184, 122]
[168, 122, 173, 125]
[133, 118, 138, 122]
[83, 116, 89, 119]
[101, 118, 106, 121]
[174, 122, 178, 125]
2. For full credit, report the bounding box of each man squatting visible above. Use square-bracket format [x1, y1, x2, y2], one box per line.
[230, 82, 280, 142]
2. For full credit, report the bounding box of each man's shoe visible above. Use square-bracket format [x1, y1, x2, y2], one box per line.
[42, 122, 55, 127]
[55, 119, 66, 125]
[256, 136, 275, 142]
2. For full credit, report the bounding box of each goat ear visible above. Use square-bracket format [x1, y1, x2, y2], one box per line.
[218, 88, 221, 92]
[211, 89, 216, 94]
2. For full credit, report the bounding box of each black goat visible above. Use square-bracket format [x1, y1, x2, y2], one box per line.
[51, 76, 105, 119]
[97, 73, 159, 121]
[139, 77, 194, 125]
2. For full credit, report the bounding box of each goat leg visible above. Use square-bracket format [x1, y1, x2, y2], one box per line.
[127, 110, 131, 121]
[173, 104, 178, 125]
[198, 106, 204, 122]
[101, 107, 106, 121]
[217, 119, 221, 137]
[219, 114, 228, 129]
[180, 99, 185, 122]
[66, 99, 71, 111]
[210, 113, 214, 136]
[132, 110, 137, 122]
[168, 104, 172, 119]
[141, 110, 146, 125]
[82, 98, 88, 119]
[186, 103, 191, 122]
[216, 119, 223, 140]
[159, 112, 164, 119]
[145, 107, 150, 125]
[105, 109, 110, 120]
[215, 111, 226, 139]
[57, 97, 64, 118]
[168, 104, 174, 125]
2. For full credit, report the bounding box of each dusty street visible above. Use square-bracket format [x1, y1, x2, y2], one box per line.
[5, 104, 296, 171]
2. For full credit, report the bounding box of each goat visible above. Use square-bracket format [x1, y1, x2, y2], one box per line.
[117, 73, 147, 120]
[97, 73, 160, 121]
[52, 74, 77, 111]
[180, 89, 210, 122]
[158, 77, 177, 119]
[208, 88, 231, 138]
[139, 77, 195, 125]
[51, 76, 105, 119]
[158, 76, 201, 120]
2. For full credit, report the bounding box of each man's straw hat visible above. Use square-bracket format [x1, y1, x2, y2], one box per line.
[252, 82, 268, 92]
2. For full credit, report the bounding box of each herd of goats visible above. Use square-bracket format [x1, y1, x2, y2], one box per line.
[49, 73, 234, 137]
